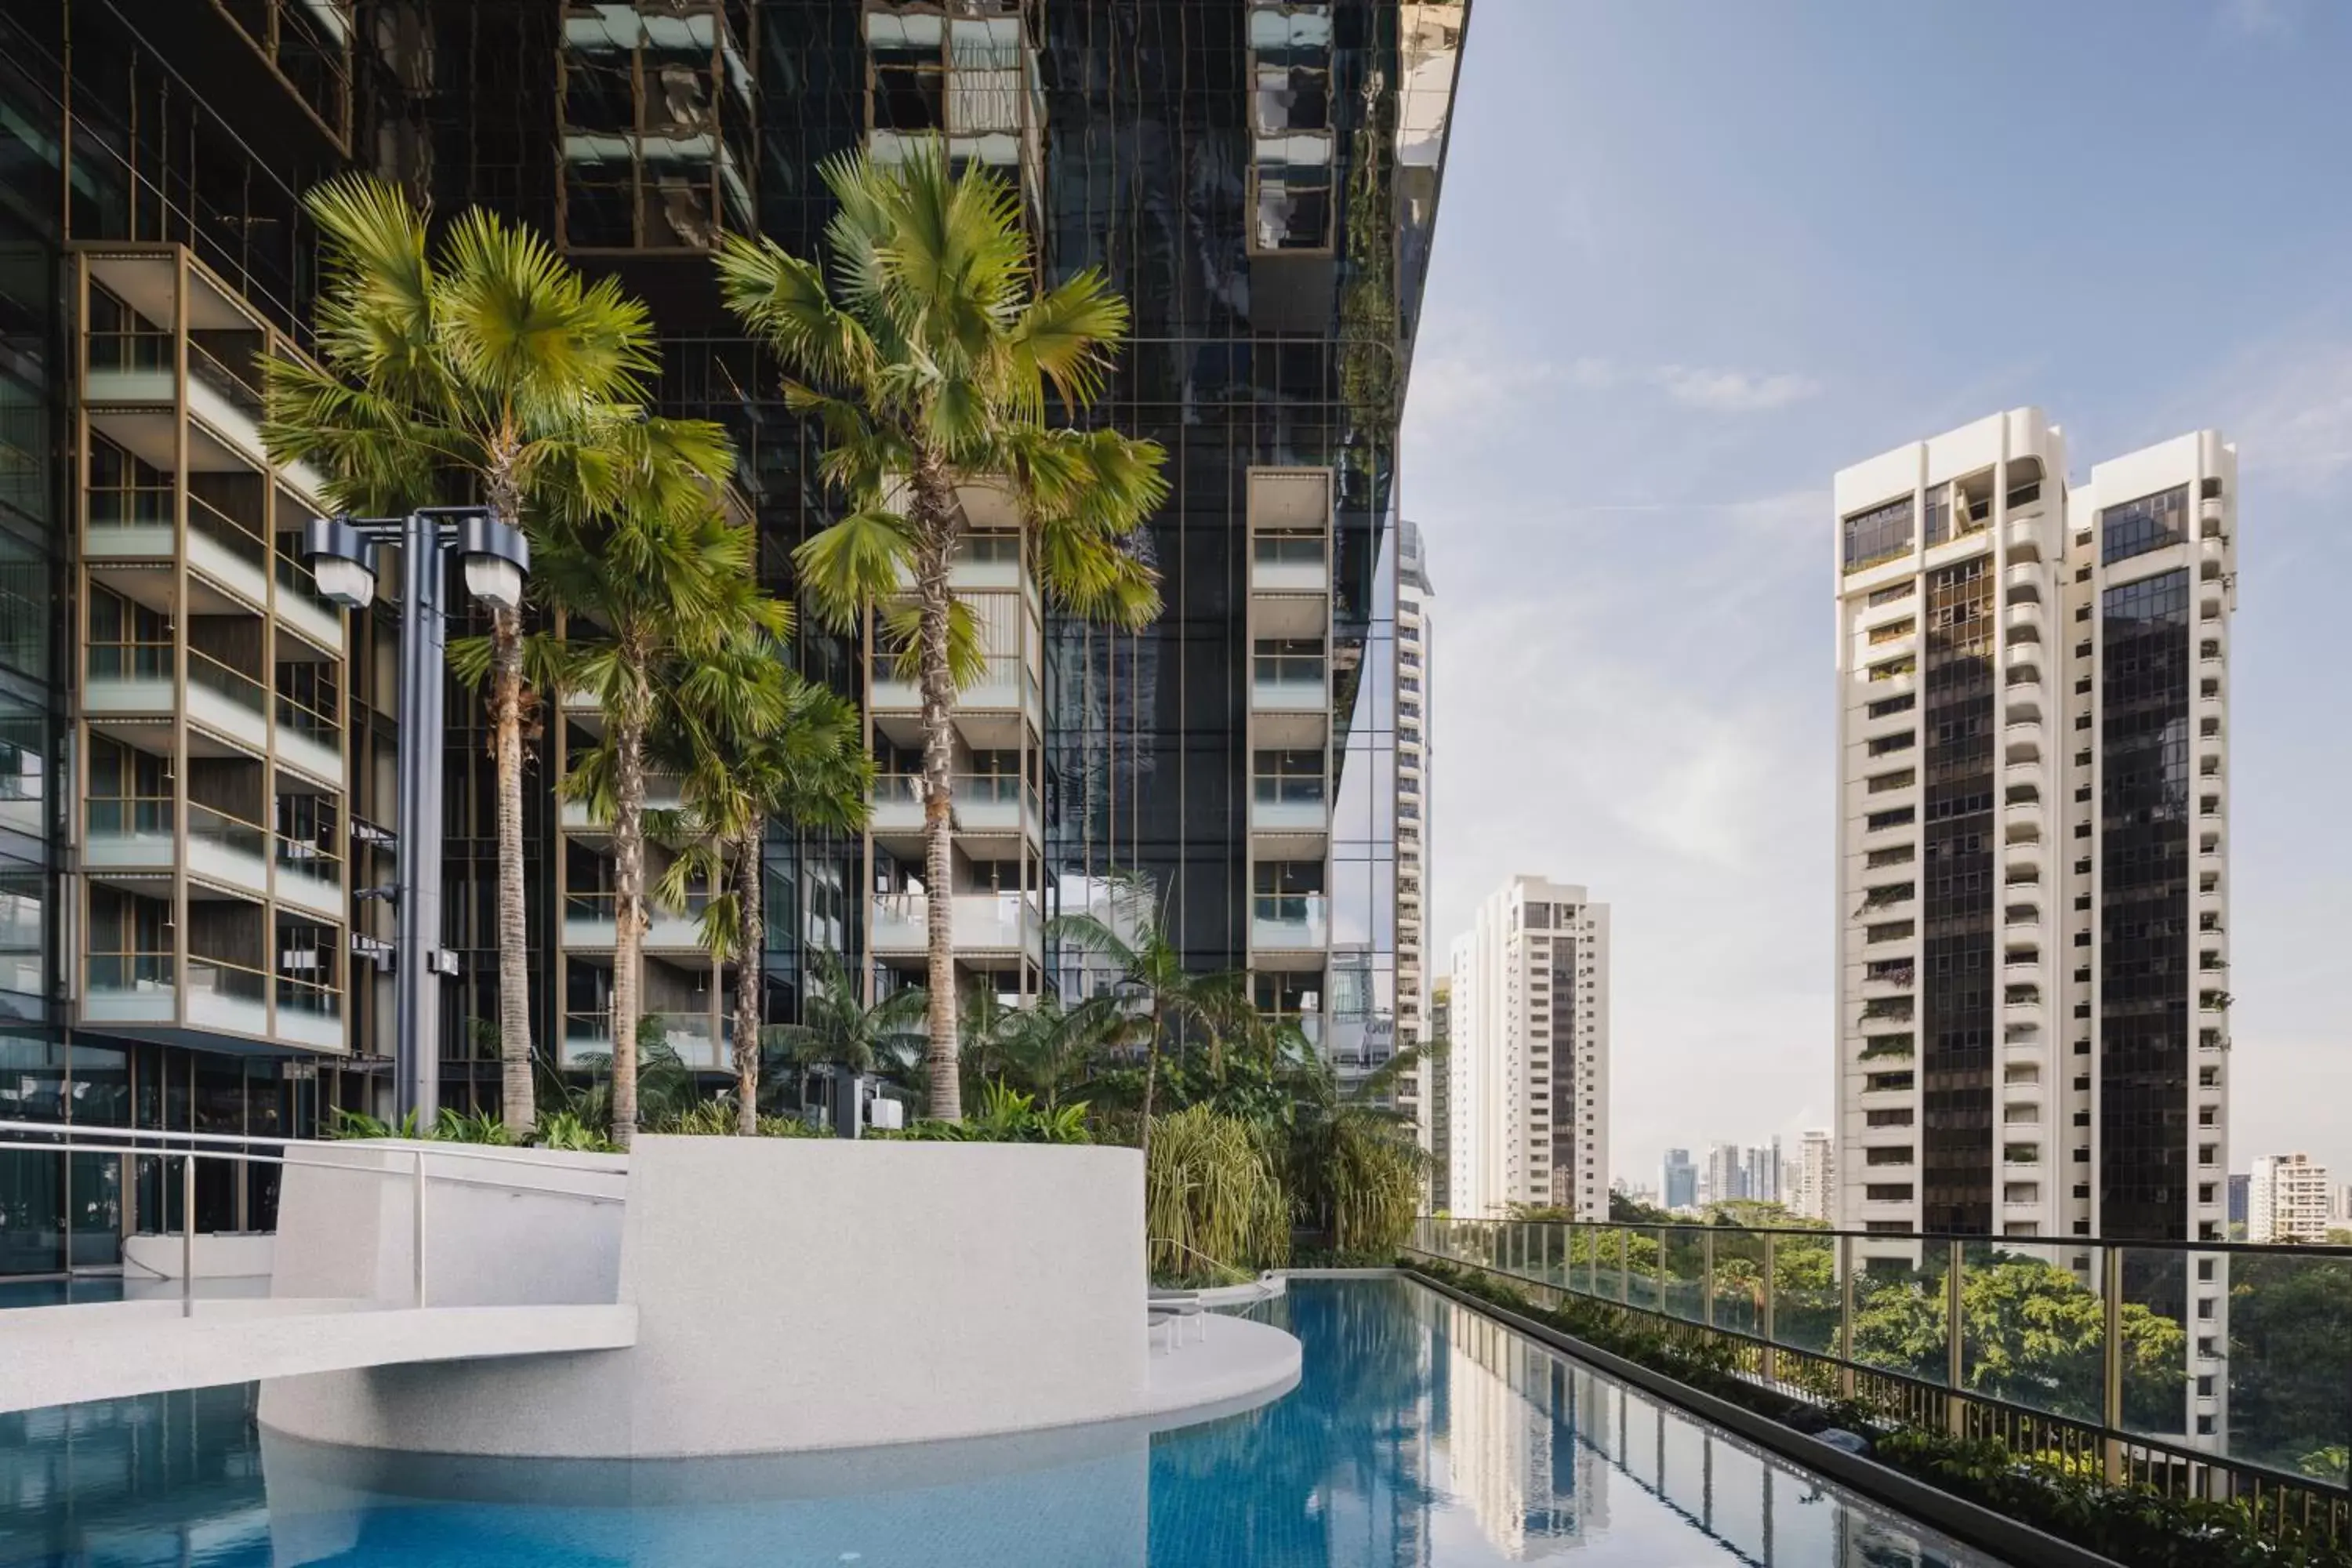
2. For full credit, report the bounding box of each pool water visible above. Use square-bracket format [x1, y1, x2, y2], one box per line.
[0, 1277, 2005, 1566]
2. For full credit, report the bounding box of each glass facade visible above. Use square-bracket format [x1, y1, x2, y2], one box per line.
[2100, 484, 2190, 568]
[1842, 495, 1913, 574]
[1920, 557, 1994, 1235]
[2100, 568, 2191, 1241]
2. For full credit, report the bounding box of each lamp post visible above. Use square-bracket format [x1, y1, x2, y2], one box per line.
[303, 506, 531, 1126]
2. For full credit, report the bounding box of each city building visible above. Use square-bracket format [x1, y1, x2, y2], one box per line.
[0, 0, 1468, 1280]
[2248, 1154, 2332, 1243]
[1446, 877, 1610, 1219]
[1393, 518, 1433, 1127]
[2228, 1173, 2251, 1229]
[1832, 411, 2236, 1246]
[1791, 1129, 1834, 1221]
[1425, 976, 1454, 1213]
[1661, 1148, 1697, 1212]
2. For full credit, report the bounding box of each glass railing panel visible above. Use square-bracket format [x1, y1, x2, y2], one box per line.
[2219, 1246, 2352, 1485]
[87, 953, 174, 992]
[187, 651, 267, 713]
[87, 330, 173, 375]
[1959, 1238, 2103, 1425]
[187, 804, 268, 862]
[85, 798, 174, 839]
[187, 342, 265, 422]
[1849, 1241, 1951, 1388]
[187, 491, 268, 569]
[86, 643, 174, 682]
[1661, 1227, 1708, 1325]
[277, 974, 343, 1022]
[87, 487, 175, 530]
[274, 834, 343, 895]
[1768, 1228, 1842, 1361]
[2116, 1245, 2195, 1445]
[1711, 1226, 1767, 1338]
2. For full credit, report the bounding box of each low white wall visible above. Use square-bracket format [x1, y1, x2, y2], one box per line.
[122, 1231, 274, 1280]
[267, 1139, 627, 1308]
[261, 1136, 1167, 1458]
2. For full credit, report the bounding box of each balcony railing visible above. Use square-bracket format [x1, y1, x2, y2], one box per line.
[1251, 655, 1326, 711]
[1250, 891, 1329, 950]
[187, 341, 266, 423]
[187, 804, 270, 892]
[187, 649, 267, 715]
[1251, 776, 1327, 832]
[86, 641, 174, 684]
[86, 328, 172, 378]
[871, 890, 1041, 956]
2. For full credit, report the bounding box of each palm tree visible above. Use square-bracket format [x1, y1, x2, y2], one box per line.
[261, 175, 656, 1135]
[655, 658, 872, 1134]
[768, 949, 928, 1125]
[713, 143, 1169, 1120]
[520, 421, 784, 1148]
[957, 986, 1109, 1112]
[1050, 883, 1242, 1162]
[1283, 1037, 1436, 1258]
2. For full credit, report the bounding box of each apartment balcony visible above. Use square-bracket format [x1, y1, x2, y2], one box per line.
[275, 975, 344, 1052]
[274, 702, 345, 789]
[559, 775, 687, 837]
[1250, 782, 1329, 842]
[1250, 535, 1328, 595]
[2004, 642, 2042, 681]
[2004, 694, 2042, 728]
[84, 953, 177, 1025]
[1250, 655, 1326, 713]
[2200, 621, 2229, 662]
[2003, 601, 2043, 641]
[2005, 732, 2042, 766]
[2003, 893, 2042, 927]
[868, 773, 1038, 849]
[186, 806, 270, 898]
[2201, 779, 2227, 816]
[186, 652, 270, 755]
[559, 1010, 734, 1073]
[2200, 535, 2228, 579]
[2002, 561, 2042, 601]
[887, 533, 1031, 597]
[2003, 514, 2043, 561]
[84, 799, 175, 876]
[84, 644, 176, 722]
[2199, 581, 2225, 619]
[273, 835, 345, 923]
[2003, 760, 2043, 796]
[2002, 994, 2046, 1031]
[561, 891, 713, 954]
[2002, 805, 2042, 842]
[871, 891, 1044, 962]
[1250, 894, 1328, 967]
[274, 557, 347, 658]
[873, 655, 1042, 749]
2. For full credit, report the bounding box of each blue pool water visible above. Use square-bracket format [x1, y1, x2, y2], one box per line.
[1, 1278, 2005, 1566]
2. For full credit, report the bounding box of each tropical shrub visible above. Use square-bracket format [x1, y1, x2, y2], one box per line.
[897, 1083, 1092, 1145]
[1145, 1104, 1290, 1283]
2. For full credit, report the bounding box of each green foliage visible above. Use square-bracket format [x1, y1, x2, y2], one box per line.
[325, 1108, 420, 1141]
[898, 1083, 1093, 1144]
[1145, 1104, 1290, 1283]
[2227, 1250, 2352, 1485]
[535, 1110, 615, 1153]
[767, 949, 927, 1091]
[1410, 1257, 2352, 1568]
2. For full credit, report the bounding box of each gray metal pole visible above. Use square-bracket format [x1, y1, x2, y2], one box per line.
[393, 515, 447, 1127]
[180, 1152, 194, 1319]
[1947, 1237, 1967, 1436]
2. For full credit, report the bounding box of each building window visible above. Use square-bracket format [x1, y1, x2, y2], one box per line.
[1844, 497, 1915, 574]
[2100, 483, 2190, 564]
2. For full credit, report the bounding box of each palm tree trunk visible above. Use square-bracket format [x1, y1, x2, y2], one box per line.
[913, 475, 962, 1122]
[731, 826, 763, 1136]
[491, 604, 535, 1135]
[610, 668, 648, 1148]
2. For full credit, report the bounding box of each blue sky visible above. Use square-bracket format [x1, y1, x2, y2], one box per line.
[1406, 0, 2352, 1189]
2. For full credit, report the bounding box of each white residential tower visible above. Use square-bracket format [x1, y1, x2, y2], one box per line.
[1447, 877, 1610, 1219]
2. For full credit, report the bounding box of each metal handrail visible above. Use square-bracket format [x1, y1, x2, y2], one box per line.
[0, 1121, 626, 1319]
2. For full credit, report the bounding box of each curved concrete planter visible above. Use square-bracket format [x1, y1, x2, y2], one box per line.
[257, 1137, 1297, 1459]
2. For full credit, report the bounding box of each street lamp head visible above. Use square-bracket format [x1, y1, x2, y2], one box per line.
[302, 515, 379, 610]
[459, 514, 531, 613]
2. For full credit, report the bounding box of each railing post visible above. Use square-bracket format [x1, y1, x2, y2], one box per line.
[1617, 1226, 1630, 1307]
[1762, 1231, 1777, 1385]
[1541, 1221, 1552, 1294]
[1702, 1229, 1715, 1328]
[413, 1146, 428, 1308]
[2102, 1242, 2125, 1485]
[1947, 1237, 1967, 1436]
[180, 1152, 195, 1319]
[1657, 1226, 1670, 1316]
[1838, 1232, 1857, 1402]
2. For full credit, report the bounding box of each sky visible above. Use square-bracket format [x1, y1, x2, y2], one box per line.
[1404, 0, 2352, 1191]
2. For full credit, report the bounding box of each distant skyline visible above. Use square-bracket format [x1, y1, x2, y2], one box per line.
[1406, 1, 2352, 1189]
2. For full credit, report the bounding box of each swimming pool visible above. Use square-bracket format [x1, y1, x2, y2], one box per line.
[0, 1277, 2005, 1566]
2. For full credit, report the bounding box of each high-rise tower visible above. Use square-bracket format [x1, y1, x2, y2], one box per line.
[1831, 411, 2234, 1248]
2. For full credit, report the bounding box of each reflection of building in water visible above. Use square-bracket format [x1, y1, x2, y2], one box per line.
[1443, 1304, 1602, 1557]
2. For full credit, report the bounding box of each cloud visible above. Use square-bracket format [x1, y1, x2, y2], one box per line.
[2214, 337, 2352, 490]
[1650, 365, 1824, 413]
